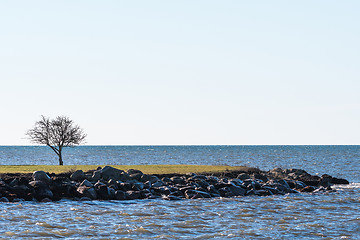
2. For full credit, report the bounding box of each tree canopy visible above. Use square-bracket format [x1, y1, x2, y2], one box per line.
[26, 115, 86, 165]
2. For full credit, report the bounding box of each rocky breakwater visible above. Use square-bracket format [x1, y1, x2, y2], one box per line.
[0, 166, 349, 202]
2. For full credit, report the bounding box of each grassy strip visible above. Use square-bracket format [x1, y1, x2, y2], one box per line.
[0, 165, 249, 175]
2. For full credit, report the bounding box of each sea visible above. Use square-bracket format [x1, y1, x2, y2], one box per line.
[0, 145, 359, 239]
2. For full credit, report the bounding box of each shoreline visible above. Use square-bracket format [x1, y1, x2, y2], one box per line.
[0, 166, 350, 203]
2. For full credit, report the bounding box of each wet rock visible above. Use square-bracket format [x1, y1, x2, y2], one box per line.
[185, 189, 210, 199]
[29, 181, 53, 201]
[162, 195, 182, 201]
[70, 170, 85, 182]
[319, 174, 332, 188]
[79, 197, 92, 201]
[114, 190, 127, 200]
[41, 198, 52, 202]
[228, 185, 246, 196]
[299, 186, 316, 192]
[77, 186, 97, 200]
[278, 179, 290, 189]
[126, 190, 141, 200]
[96, 185, 110, 200]
[207, 185, 220, 194]
[32, 171, 51, 182]
[331, 177, 349, 185]
[0, 197, 9, 202]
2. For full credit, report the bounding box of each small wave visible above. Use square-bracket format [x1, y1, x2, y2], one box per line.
[334, 183, 360, 189]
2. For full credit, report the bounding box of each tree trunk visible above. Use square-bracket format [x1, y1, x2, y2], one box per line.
[58, 150, 63, 165]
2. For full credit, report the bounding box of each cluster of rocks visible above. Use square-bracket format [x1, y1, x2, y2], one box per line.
[0, 166, 349, 202]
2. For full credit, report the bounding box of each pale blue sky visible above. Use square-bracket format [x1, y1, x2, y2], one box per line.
[1, 1, 359, 145]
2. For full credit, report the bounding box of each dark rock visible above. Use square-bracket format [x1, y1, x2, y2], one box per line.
[127, 169, 143, 175]
[148, 175, 160, 184]
[90, 170, 101, 182]
[32, 171, 51, 182]
[41, 198, 52, 202]
[70, 170, 85, 182]
[253, 173, 269, 182]
[319, 174, 332, 188]
[278, 179, 290, 189]
[96, 185, 110, 199]
[77, 186, 97, 200]
[29, 181, 53, 201]
[237, 173, 251, 180]
[114, 190, 127, 200]
[79, 197, 92, 201]
[80, 179, 94, 188]
[162, 195, 182, 200]
[170, 176, 185, 185]
[0, 197, 9, 202]
[300, 186, 316, 192]
[126, 190, 141, 200]
[118, 182, 132, 191]
[207, 185, 219, 194]
[101, 166, 129, 182]
[206, 176, 219, 184]
[151, 181, 164, 188]
[129, 173, 143, 181]
[228, 185, 246, 196]
[132, 182, 144, 191]
[331, 177, 349, 185]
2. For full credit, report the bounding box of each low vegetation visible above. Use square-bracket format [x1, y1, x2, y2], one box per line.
[0, 165, 249, 175]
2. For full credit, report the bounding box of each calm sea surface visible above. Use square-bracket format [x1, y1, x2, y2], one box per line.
[0, 145, 359, 239]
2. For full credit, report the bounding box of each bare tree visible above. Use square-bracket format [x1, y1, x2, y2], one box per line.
[26, 115, 86, 165]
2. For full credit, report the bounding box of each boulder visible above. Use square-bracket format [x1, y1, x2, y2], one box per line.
[228, 185, 246, 196]
[77, 186, 97, 200]
[126, 190, 141, 200]
[127, 169, 143, 175]
[132, 182, 144, 191]
[32, 171, 51, 182]
[29, 181, 53, 201]
[114, 190, 127, 200]
[331, 177, 349, 185]
[101, 166, 125, 181]
[237, 173, 250, 180]
[80, 179, 94, 188]
[90, 170, 101, 182]
[0, 197, 9, 202]
[70, 170, 85, 182]
[170, 176, 185, 185]
[96, 185, 110, 200]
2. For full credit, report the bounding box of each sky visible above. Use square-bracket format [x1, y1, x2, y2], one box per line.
[0, 1, 359, 145]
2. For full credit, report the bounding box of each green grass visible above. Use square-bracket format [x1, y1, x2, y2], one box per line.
[0, 165, 250, 175]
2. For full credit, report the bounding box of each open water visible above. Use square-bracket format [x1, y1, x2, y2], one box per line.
[0, 145, 359, 239]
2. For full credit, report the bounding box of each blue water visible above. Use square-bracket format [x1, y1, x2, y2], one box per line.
[0, 145, 359, 239]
